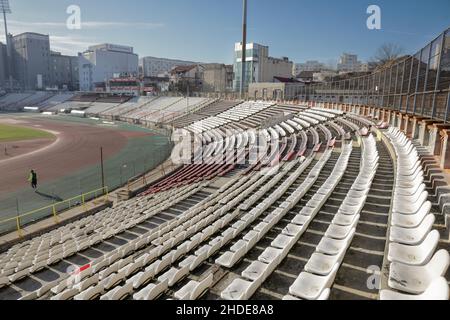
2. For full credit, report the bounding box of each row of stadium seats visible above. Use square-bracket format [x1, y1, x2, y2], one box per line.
[380, 127, 449, 300]
[0, 104, 448, 300]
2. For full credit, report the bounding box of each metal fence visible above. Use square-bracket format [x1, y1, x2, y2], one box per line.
[193, 28, 450, 123]
[297, 27, 450, 122]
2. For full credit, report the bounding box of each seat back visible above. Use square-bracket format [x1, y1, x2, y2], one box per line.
[421, 277, 449, 300]
[426, 250, 450, 277]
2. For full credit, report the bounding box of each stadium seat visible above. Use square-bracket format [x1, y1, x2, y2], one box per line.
[74, 284, 104, 300]
[389, 215, 435, 245]
[51, 288, 79, 300]
[388, 230, 440, 265]
[391, 201, 432, 228]
[133, 279, 169, 300]
[388, 250, 450, 294]
[100, 283, 133, 300]
[380, 277, 449, 300]
[221, 278, 257, 300]
[174, 273, 214, 300]
[289, 264, 339, 300]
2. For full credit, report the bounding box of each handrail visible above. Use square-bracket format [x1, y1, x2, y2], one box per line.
[0, 186, 109, 237]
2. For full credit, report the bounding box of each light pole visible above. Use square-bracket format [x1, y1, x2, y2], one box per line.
[240, 0, 248, 99]
[100, 147, 105, 190]
[1, 0, 12, 90]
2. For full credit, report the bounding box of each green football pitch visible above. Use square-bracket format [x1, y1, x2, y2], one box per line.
[0, 123, 55, 142]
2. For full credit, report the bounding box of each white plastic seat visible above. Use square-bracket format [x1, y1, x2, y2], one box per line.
[127, 268, 154, 289]
[100, 283, 133, 300]
[388, 230, 440, 265]
[389, 215, 435, 245]
[388, 250, 450, 294]
[158, 266, 189, 287]
[317, 229, 356, 255]
[174, 273, 214, 300]
[133, 279, 169, 300]
[289, 264, 339, 300]
[242, 261, 270, 282]
[305, 251, 346, 276]
[271, 234, 294, 250]
[380, 277, 449, 300]
[51, 288, 78, 300]
[282, 224, 305, 238]
[215, 245, 246, 268]
[325, 216, 359, 240]
[292, 214, 311, 226]
[73, 274, 100, 292]
[74, 284, 103, 300]
[221, 278, 257, 300]
[391, 201, 432, 228]
[258, 247, 282, 265]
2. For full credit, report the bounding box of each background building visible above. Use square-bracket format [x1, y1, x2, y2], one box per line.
[11, 32, 51, 90]
[294, 60, 326, 74]
[139, 56, 197, 78]
[202, 63, 234, 93]
[50, 51, 79, 91]
[248, 78, 305, 100]
[170, 65, 204, 94]
[337, 53, 368, 73]
[313, 70, 339, 82]
[233, 42, 293, 92]
[79, 43, 139, 92]
[0, 42, 6, 88]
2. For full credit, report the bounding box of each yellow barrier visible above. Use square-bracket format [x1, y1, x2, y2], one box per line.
[0, 186, 109, 238]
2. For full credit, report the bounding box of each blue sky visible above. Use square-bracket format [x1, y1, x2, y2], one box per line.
[0, 0, 449, 64]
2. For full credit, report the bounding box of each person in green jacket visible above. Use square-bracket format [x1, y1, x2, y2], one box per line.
[28, 170, 38, 190]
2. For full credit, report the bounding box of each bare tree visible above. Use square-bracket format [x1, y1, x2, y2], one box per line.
[372, 43, 405, 67]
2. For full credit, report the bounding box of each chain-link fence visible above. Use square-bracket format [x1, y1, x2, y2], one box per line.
[297, 27, 450, 122]
[0, 134, 173, 235]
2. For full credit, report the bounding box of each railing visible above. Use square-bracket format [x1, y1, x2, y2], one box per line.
[297, 27, 450, 122]
[0, 186, 109, 237]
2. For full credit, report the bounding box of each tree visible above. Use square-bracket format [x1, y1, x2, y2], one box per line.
[371, 43, 405, 67]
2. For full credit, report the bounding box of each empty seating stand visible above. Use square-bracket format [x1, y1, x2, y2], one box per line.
[0, 104, 449, 301]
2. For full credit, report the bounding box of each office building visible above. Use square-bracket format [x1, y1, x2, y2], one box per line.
[50, 51, 79, 91]
[11, 32, 51, 90]
[233, 42, 293, 92]
[79, 43, 139, 92]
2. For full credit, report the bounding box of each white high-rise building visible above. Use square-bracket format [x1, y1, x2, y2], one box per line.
[79, 43, 139, 92]
[233, 42, 293, 92]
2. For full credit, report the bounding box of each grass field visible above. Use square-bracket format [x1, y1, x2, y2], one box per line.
[0, 123, 55, 142]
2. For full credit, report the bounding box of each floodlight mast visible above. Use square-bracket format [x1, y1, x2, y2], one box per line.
[239, 0, 247, 99]
[1, 0, 12, 89]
